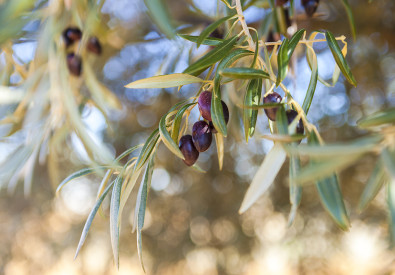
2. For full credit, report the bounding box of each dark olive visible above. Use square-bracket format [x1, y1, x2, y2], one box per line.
[192, 121, 212, 152]
[87, 36, 102, 55]
[276, 0, 289, 6]
[63, 27, 82, 47]
[302, 0, 319, 17]
[67, 53, 82, 76]
[198, 91, 212, 121]
[179, 135, 199, 166]
[263, 92, 282, 121]
[286, 109, 304, 134]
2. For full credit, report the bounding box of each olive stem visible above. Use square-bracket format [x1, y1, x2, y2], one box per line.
[234, 0, 255, 50]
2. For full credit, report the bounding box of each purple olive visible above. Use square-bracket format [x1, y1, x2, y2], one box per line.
[87, 36, 102, 55]
[263, 92, 282, 121]
[198, 91, 212, 121]
[179, 135, 199, 166]
[302, 0, 319, 17]
[67, 53, 82, 76]
[286, 109, 304, 134]
[63, 27, 82, 47]
[192, 121, 212, 152]
[276, 0, 289, 6]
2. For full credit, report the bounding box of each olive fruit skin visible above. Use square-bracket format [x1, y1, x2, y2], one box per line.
[198, 91, 212, 121]
[66, 53, 82, 76]
[87, 36, 102, 55]
[192, 121, 212, 152]
[302, 0, 319, 17]
[263, 92, 282, 121]
[276, 0, 289, 6]
[286, 109, 304, 134]
[63, 27, 82, 47]
[179, 135, 199, 166]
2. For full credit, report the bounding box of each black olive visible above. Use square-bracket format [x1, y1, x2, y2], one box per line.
[179, 135, 199, 166]
[286, 109, 304, 134]
[63, 27, 82, 47]
[87, 36, 102, 55]
[67, 53, 82, 76]
[192, 121, 212, 152]
[263, 92, 282, 121]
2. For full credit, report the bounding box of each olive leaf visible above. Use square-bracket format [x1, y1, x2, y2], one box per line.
[243, 78, 262, 141]
[110, 175, 123, 269]
[341, 0, 356, 41]
[183, 36, 239, 76]
[309, 132, 350, 231]
[302, 39, 318, 115]
[239, 143, 287, 213]
[214, 133, 224, 170]
[326, 31, 357, 87]
[357, 107, 395, 128]
[358, 160, 387, 212]
[159, 112, 185, 160]
[74, 181, 114, 259]
[125, 73, 204, 89]
[219, 67, 270, 79]
[178, 34, 224, 46]
[289, 156, 302, 226]
[276, 38, 289, 87]
[171, 103, 195, 143]
[144, 0, 175, 39]
[196, 14, 235, 48]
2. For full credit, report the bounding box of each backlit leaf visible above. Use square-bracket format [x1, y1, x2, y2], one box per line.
[196, 15, 235, 48]
[144, 0, 175, 39]
[357, 107, 395, 128]
[178, 34, 224, 46]
[239, 143, 287, 213]
[125, 73, 204, 89]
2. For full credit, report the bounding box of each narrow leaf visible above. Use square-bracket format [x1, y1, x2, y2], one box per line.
[387, 175, 395, 245]
[243, 79, 262, 141]
[288, 156, 302, 226]
[276, 105, 288, 135]
[57, 167, 109, 194]
[144, 0, 175, 39]
[287, 28, 305, 59]
[125, 73, 203, 89]
[357, 107, 395, 128]
[159, 113, 185, 160]
[196, 15, 234, 48]
[358, 160, 387, 212]
[136, 156, 155, 272]
[276, 38, 289, 86]
[183, 36, 238, 76]
[214, 133, 224, 170]
[325, 31, 356, 86]
[110, 176, 123, 268]
[75, 181, 114, 259]
[309, 131, 350, 230]
[239, 143, 287, 213]
[302, 42, 318, 114]
[135, 129, 160, 171]
[178, 34, 224, 46]
[171, 103, 195, 143]
[219, 67, 270, 79]
[341, 0, 356, 41]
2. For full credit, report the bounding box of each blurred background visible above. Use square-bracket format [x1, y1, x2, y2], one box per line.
[1, 0, 395, 274]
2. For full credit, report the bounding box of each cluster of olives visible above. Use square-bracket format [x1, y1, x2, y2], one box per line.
[263, 92, 304, 134]
[275, 0, 319, 17]
[62, 27, 102, 76]
[178, 91, 229, 166]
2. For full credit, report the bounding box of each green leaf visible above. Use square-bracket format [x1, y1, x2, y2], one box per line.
[302, 41, 318, 114]
[309, 132, 350, 230]
[241, 102, 283, 110]
[159, 112, 185, 160]
[110, 176, 123, 269]
[288, 156, 302, 226]
[261, 134, 305, 143]
[74, 181, 114, 259]
[341, 0, 356, 41]
[287, 28, 305, 59]
[115, 144, 144, 163]
[387, 178, 395, 246]
[251, 31, 259, 68]
[358, 160, 387, 212]
[134, 129, 160, 172]
[144, 0, 175, 39]
[178, 34, 224, 46]
[125, 73, 204, 89]
[136, 156, 155, 272]
[285, 135, 381, 159]
[219, 67, 270, 79]
[276, 38, 289, 87]
[357, 107, 395, 128]
[196, 15, 235, 48]
[382, 148, 395, 180]
[275, 105, 288, 135]
[171, 103, 195, 143]
[325, 31, 357, 87]
[183, 36, 238, 76]
[243, 79, 262, 141]
[212, 49, 254, 136]
[239, 143, 287, 213]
